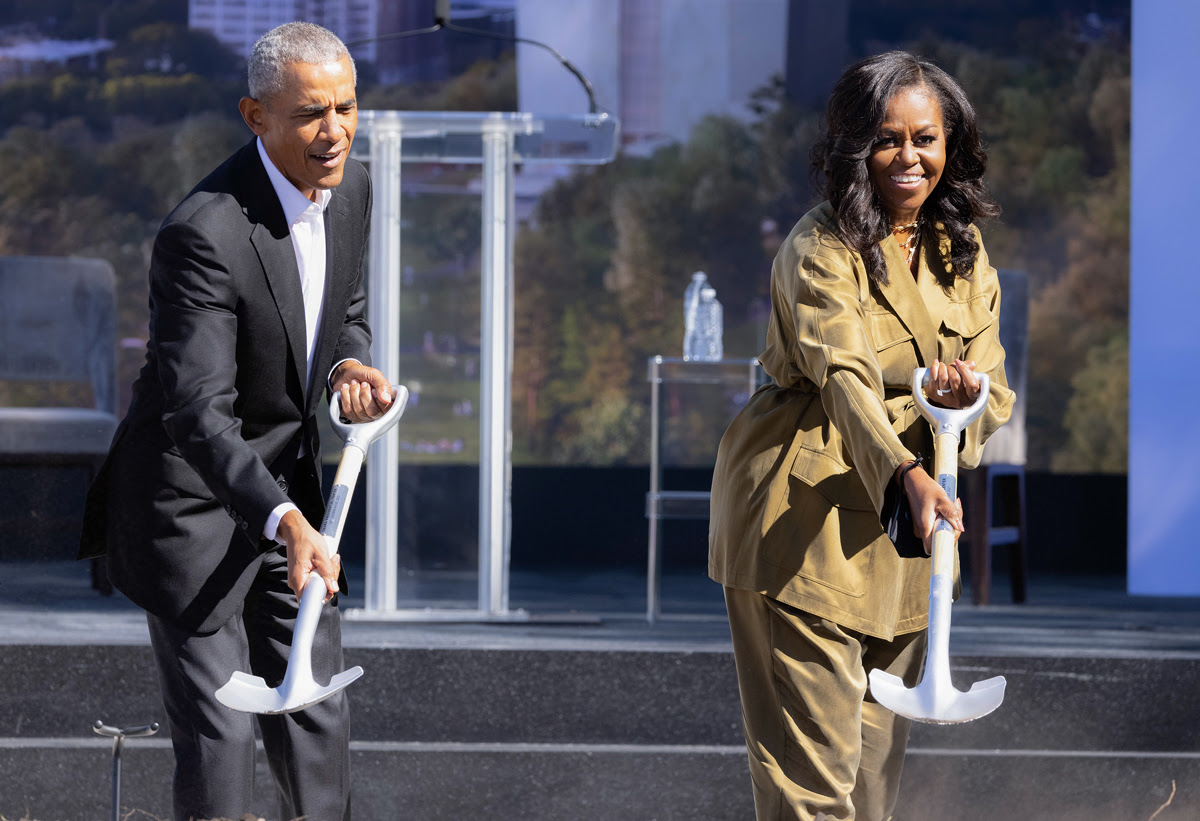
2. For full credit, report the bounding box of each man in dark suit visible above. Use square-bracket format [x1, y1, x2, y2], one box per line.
[79, 22, 389, 821]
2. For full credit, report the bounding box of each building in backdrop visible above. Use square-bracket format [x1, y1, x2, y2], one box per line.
[188, 0, 808, 148]
[0, 35, 114, 82]
[784, 0, 849, 110]
[187, 0, 514, 85]
[189, 0, 379, 63]
[516, 0, 788, 154]
[374, 0, 514, 84]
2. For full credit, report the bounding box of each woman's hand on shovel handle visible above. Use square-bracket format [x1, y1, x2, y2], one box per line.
[899, 461, 964, 555]
[278, 509, 340, 602]
[924, 358, 981, 409]
[332, 361, 394, 423]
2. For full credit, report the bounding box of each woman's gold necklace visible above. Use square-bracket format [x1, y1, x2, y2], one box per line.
[891, 219, 921, 267]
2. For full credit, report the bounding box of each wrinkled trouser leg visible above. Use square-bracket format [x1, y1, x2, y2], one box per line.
[248, 548, 352, 821]
[724, 587, 925, 821]
[147, 547, 351, 821]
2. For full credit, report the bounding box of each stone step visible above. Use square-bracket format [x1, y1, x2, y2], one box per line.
[4, 645, 1199, 752]
[3, 643, 1200, 819]
[3, 740, 1197, 820]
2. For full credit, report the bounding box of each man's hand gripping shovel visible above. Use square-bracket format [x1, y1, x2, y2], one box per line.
[216, 383, 410, 715]
[868, 368, 1006, 724]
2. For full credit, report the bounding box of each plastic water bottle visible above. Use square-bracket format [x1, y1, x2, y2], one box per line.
[693, 286, 723, 361]
[682, 271, 708, 360]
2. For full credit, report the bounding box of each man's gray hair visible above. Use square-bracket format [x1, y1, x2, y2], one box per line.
[248, 22, 357, 103]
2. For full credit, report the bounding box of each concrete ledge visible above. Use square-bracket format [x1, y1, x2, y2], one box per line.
[4, 741, 1199, 821]
[896, 752, 1199, 821]
[7, 645, 1200, 753]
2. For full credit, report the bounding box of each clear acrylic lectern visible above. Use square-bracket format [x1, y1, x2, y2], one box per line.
[344, 112, 619, 622]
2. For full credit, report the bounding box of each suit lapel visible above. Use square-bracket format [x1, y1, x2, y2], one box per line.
[876, 234, 939, 367]
[306, 189, 352, 415]
[241, 146, 308, 399]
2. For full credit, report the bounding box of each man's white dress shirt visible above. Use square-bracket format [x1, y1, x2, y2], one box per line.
[256, 138, 336, 544]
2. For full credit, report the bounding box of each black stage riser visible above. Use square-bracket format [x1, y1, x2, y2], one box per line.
[1, 746, 1196, 820]
[3, 646, 1198, 750]
[3, 646, 1196, 819]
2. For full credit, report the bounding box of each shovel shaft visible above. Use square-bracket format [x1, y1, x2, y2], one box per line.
[924, 430, 961, 682]
[282, 575, 327, 689]
[931, 431, 959, 579]
[319, 445, 365, 556]
[926, 525, 956, 681]
[287, 443, 365, 691]
[277, 413, 380, 693]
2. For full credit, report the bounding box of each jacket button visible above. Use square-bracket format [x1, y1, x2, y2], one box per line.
[278, 479, 289, 492]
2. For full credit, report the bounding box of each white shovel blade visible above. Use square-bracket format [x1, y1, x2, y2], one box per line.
[869, 669, 1006, 725]
[215, 666, 365, 715]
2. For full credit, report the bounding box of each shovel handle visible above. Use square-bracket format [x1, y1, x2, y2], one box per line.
[918, 369, 988, 684]
[865, 367, 1006, 724]
[317, 448, 363, 558]
[919, 430, 968, 687]
[284, 574, 327, 688]
[328, 383, 409, 450]
[912, 368, 990, 438]
[320, 383, 410, 556]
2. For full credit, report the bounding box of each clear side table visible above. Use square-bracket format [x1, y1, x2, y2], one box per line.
[646, 356, 764, 622]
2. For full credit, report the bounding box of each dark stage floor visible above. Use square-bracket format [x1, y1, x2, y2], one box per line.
[3, 559, 1199, 660]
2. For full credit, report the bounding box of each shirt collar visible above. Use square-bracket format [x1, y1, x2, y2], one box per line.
[256, 137, 331, 225]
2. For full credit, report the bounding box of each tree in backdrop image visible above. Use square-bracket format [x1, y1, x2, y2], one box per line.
[512, 12, 1128, 473]
[0, 0, 245, 413]
[930, 36, 1130, 473]
[0, 1, 1128, 474]
[0, 0, 516, 443]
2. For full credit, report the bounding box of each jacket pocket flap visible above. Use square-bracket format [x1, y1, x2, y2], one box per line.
[869, 310, 914, 351]
[942, 296, 994, 338]
[790, 446, 876, 512]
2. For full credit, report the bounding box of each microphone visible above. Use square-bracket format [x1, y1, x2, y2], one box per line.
[346, 2, 601, 114]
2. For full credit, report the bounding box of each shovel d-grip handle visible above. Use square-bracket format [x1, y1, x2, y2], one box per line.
[912, 367, 991, 439]
[329, 382, 410, 453]
[321, 384, 409, 555]
[867, 368, 1004, 724]
[912, 367, 990, 557]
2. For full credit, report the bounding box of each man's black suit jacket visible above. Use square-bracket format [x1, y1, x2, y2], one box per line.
[80, 139, 373, 633]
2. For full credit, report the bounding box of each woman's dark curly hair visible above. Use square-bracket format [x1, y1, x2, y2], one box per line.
[811, 51, 1000, 287]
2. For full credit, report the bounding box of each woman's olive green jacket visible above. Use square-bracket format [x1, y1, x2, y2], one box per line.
[709, 202, 1015, 639]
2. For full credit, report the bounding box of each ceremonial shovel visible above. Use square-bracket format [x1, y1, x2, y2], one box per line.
[216, 384, 409, 714]
[868, 368, 1006, 724]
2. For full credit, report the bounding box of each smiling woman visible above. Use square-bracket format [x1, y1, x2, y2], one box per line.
[813, 50, 999, 289]
[710, 50, 1013, 821]
[868, 85, 947, 261]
